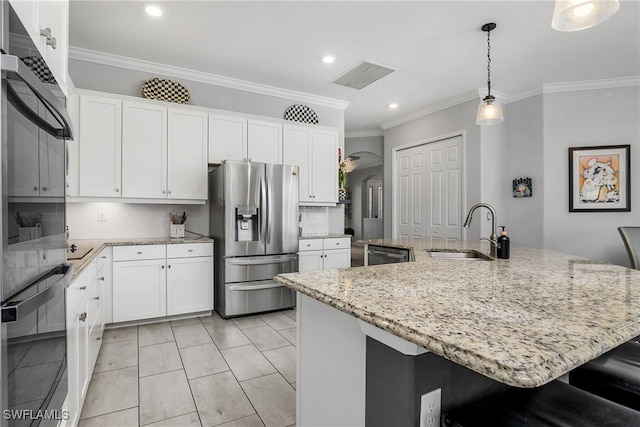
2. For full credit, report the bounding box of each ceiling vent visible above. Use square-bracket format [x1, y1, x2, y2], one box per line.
[332, 61, 395, 90]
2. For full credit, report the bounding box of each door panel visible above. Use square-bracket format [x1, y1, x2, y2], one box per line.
[265, 164, 299, 255]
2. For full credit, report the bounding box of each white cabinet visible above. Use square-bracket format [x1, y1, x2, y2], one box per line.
[208, 113, 246, 163]
[283, 124, 339, 205]
[167, 243, 214, 315]
[122, 101, 167, 198]
[112, 245, 167, 323]
[167, 108, 208, 200]
[298, 237, 351, 272]
[10, 0, 69, 92]
[208, 113, 283, 164]
[112, 243, 213, 323]
[6, 82, 65, 197]
[247, 118, 282, 164]
[75, 92, 208, 201]
[78, 94, 122, 197]
[65, 257, 104, 427]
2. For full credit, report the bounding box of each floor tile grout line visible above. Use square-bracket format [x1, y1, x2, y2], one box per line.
[78, 404, 139, 424]
[171, 321, 205, 427]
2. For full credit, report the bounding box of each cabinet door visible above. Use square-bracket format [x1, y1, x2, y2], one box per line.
[208, 113, 246, 164]
[311, 128, 339, 203]
[39, 0, 68, 90]
[283, 125, 312, 203]
[122, 101, 167, 198]
[65, 298, 87, 427]
[323, 248, 351, 270]
[298, 250, 324, 272]
[112, 259, 167, 322]
[166, 256, 213, 315]
[7, 83, 40, 197]
[79, 95, 122, 197]
[247, 119, 282, 164]
[168, 109, 208, 200]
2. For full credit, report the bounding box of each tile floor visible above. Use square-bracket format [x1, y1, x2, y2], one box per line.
[78, 310, 297, 427]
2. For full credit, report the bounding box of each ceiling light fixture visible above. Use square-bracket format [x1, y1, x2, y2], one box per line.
[144, 3, 163, 17]
[322, 56, 335, 64]
[552, 0, 619, 32]
[476, 22, 504, 126]
[388, 103, 398, 109]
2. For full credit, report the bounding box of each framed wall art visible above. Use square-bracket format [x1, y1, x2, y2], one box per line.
[568, 145, 630, 212]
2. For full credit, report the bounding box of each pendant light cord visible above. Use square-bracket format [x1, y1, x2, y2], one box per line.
[486, 28, 492, 97]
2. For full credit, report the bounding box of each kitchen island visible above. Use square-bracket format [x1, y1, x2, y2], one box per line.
[275, 238, 640, 426]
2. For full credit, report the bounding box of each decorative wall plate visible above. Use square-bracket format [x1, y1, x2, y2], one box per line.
[21, 56, 56, 84]
[284, 104, 318, 124]
[142, 78, 191, 104]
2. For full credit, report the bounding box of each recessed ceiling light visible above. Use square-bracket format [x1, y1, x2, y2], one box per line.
[388, 103, 399, 109]
[322, 56, 335, 64]
[144, 3, 163, 17]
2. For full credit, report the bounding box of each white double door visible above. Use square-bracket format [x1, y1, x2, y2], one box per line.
[395, 135, 463, 244]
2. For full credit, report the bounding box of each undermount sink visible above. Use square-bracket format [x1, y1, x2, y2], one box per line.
[426, 249, 493, 261]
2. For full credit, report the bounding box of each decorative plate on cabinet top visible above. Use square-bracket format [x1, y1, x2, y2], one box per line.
[284, 104, 319, 124]
[21, 56, 56, 84]
[141, 78, 191, 104]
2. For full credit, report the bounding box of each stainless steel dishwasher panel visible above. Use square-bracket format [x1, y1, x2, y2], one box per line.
[366, 245, 411, 265]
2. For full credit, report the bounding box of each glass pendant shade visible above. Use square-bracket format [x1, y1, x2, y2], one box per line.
[552, 0, 619, 31]
[476, 96, 504, 125]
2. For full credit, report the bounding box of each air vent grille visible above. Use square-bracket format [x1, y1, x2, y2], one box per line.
[332, 61, 395, 90]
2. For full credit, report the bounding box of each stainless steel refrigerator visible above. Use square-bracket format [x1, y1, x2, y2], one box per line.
[209, 161, 298, 318]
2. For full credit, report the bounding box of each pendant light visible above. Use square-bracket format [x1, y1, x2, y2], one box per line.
[476, 23, 503, 126]
[552, 0, 619, 32]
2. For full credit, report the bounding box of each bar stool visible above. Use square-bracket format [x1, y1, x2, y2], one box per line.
[569, 340, 640, 411]
[442, 380, 640, 427]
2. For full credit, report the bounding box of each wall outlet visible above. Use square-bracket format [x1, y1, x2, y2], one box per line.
[419, 388, 441, 427]
[97, 211, 106, 222]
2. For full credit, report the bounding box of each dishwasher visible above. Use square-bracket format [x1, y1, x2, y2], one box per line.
[365, 244, 411, 265]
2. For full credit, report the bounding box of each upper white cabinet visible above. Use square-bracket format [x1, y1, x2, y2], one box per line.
[78, 94, 122, 197]
[283, 124, 338, 205]
[168, 108, 208, 200]
[208, 114, 283, 164]
[10, 0, 69, 92]
[7, 82, 65, 198]
[122, 101, 168, 199]
[208, 113, 246, 163]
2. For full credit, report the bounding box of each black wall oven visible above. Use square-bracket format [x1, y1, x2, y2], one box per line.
[0, 1, 74, 425]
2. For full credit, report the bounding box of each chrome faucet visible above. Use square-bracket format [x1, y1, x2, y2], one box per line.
[463, 203, 499, 257]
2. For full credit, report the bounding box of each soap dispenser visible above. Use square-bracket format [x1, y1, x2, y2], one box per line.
[497, 226, 510, 259]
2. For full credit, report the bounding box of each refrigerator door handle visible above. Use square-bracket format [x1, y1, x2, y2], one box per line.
[228, 282, 283, 291]
[266, 167, 273, 246]
[260, 168, 268, 251]
[227, 255, 297, 266]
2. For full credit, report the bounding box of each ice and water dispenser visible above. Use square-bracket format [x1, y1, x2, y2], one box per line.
[236, 205, 259, 242]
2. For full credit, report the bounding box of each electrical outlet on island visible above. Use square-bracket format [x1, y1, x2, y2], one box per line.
[419, 388, 441, 427]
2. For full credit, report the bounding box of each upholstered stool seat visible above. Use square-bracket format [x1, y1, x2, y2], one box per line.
[569, 340, 640, 411]
[442, 380, 640, 427]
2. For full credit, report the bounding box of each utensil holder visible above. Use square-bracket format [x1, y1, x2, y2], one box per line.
[19, 224, 42, 242]
[170, 224, 185, 238]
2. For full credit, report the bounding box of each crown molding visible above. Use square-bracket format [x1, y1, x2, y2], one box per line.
[381, 90, 478, 130]
[68, 46, 350, 110]
[543, 76, 640, 93]
[345, 130, 384, 138]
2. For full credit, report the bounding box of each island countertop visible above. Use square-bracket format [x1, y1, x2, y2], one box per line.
[275, 238, 640, 388]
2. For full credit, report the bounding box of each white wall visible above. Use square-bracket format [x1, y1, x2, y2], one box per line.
[345, 165, 383, 240]
[345, 135, 384, 159]
[67, 202, 209, 239]
[542, 85, 640, 266]
[383, 100, 487, 240]
[504, 95, 544, 248]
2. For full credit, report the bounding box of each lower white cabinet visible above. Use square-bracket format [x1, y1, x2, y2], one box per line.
[65, 249, 107, 427]
[112, 243, 214, 323]
[299, 237, 351, 272]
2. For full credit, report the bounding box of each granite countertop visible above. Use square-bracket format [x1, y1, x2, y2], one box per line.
[68, 237, 213, 279]
[275, 238, 640, 388]
[299, 233, 352, 240]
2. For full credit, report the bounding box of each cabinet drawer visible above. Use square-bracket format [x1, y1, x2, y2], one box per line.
[96, 247, 109, 272]
[67, 262, 96, 314]
[299, 239, 323, 252]
[323, 237, 351, 250]
[166, 242, 213, 259]
[113, 245, 165, 261]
